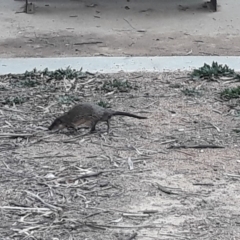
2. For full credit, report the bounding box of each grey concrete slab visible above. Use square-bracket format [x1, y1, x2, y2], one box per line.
[0, 56, 240, 74]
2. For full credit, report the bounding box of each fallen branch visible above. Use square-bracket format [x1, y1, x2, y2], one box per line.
[0, 206, 49, 211]
[72, 168, 125, 182]
[83, 210, 108, 219]
[168, 144, 224, 149]
[0, 133, 33, 138]
[72, 171, 103, 181]
[24, 191, 62, 212]
[142, 210, 158, 214]
[193, 183, 214, 186]
[78, 78, 96, 86]
[29, 134, 53, 145]
[122, 213, 149, 217]
[225, 173, 240, 178]
[0, 106, 25, 113]
[92, 223, 159, 229]
[14, 225, 48, 234]
[62, 132, 90, 143]
[155, 183, 179, 195]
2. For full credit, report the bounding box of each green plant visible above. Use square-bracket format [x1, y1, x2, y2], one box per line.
[20, 79, 41, 87]
[169, 83, 182, 88]
[22, 68, 39, 78]
[190, 62, 240, 80]
[233, 129, 240, 133]
[182, 88, 202, 97]
[58, 95, 80, 104]
[101, 79, 133, 92]
[97, 100, 111, 108]
[0, 86, 7, 91]
[23, 67, 87, 80]
[220, 86, 240, 100]
[2, 96, 29, 106]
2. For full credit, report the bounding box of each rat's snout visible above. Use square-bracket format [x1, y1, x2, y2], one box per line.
[48, 123, 56, 130]
[48, 122, 57, 130]
[48, 118, 65, 131]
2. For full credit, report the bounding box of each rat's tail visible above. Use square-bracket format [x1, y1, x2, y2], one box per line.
[112, 111, 147, 119]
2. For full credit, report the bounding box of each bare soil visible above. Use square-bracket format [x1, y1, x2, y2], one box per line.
[2, 32, 240, 58]
[0, 70, 240, 239]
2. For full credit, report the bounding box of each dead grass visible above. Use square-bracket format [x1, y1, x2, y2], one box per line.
[0, 70, 240, 239]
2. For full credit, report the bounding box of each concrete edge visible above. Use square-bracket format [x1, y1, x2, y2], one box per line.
[1, 56, 240, 74]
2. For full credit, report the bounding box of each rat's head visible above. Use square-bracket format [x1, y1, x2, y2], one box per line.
[48, 117, 66, 131]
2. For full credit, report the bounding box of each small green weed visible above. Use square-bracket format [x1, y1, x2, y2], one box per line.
[0, 86, 7, 91]
[23, 67, 87, 80]
[169, 83, 182, 88]
[101, 79, 133, 92]
[57, 95, 80, 104]
[190, 62, 240, 80]
[2, 96, 29, 106]
[220, 86, 240, 100]
[236, 110, 240, 117]
[19, 79, 41, 88]
[182, 88, 202, 97]
[97, 100, 111, 108]
[233, 129, 240, 133]
[22, 68, 39, 78]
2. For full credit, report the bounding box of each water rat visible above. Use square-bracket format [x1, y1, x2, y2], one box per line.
[49, 103, 147, 133]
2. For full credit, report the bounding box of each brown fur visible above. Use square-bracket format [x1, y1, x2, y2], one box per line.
[49, 103, 147, 133]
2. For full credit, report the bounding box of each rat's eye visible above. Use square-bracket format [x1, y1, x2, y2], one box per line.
[54, 118, 63, 125]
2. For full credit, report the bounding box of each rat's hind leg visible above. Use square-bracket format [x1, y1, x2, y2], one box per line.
[90, 120, 98, 133]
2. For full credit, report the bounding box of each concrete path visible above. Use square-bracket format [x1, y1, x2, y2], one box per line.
[1, 56, 240, 74]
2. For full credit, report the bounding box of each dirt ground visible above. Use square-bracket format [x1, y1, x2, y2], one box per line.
[1, 1, 240, 239]
[0, 70, 240, 239]
[1, 0, 240, 57]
